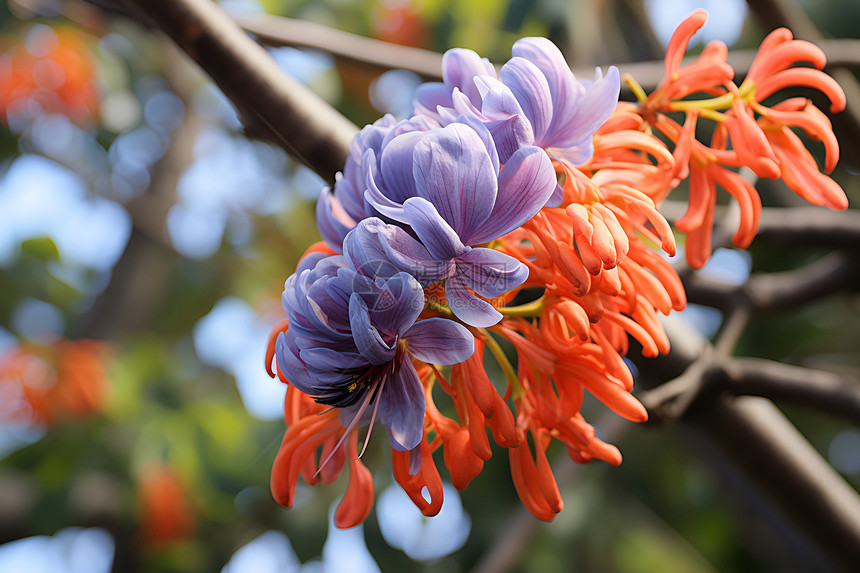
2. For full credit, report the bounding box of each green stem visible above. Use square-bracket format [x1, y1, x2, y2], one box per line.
[479, 329, 523, 397]
[425, 297, 454, 318]
[669, 91, 735, 112]
[498, 297, 545, 317]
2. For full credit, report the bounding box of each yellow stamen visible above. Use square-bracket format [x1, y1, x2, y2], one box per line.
[624, 73, 648, 105]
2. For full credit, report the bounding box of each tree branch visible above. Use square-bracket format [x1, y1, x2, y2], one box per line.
[719, 358, 860, 426]
[755, 207, 860, 248]
[230, 11, 444, 81]
[635, 321, 860, 572]
[125, 0, 357, 185]
[228, 7, 860, 95]
[686, 395, 860, 571]
[684, 251, 860, 312]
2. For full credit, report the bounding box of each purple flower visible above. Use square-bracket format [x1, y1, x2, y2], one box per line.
[344, 218, 526, 328]
[275, 252, 473, 451]
[317, 115, 439, 252]
[342, 120, 555, 327]
[499, 38, 620, 164]
[415, 38, 620, 168]
[413, 48, 496, 121]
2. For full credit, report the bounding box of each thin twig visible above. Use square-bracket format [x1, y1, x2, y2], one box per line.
[229, 7, 860, 95]
[231, 11, 445, 81]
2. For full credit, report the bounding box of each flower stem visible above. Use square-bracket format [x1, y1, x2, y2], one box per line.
[499, 297, 545, 317]
[425, 296, 454, 317]
[669, 92, 734, 112]
[479, 328, 523, 398]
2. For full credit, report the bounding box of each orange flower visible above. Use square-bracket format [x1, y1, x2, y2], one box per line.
[0, 339, 110, 427]
[0, 25, 99, 126]
[136, 465, 197, 549]
[626, 10, 847, 267]
[268, 320, 376, 529]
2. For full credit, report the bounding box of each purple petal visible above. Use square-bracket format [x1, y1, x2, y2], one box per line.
[379, 131, 424, 203]
[344, 220, 403, 281]
[349, 293, 396, 365]
[407, 445, 421, 475]
[275, 332, 314, 393]
[445, 274, 503, 328]
[554, 139, 595, 166]
[378, 359, 426, 451]
[442, 48, 496, 106]
[300, 347, 366, 383]
[552, 67, 619, 150]
[464, 146, 556, 244]
[412, 123, 497, 239]
[546, 181, 565, 208]
[368, 272, 425, 337]
[456, 247, 528, 297]
[510, 38, 582, 140]
[347, 218, 451, 284]
[451, 87, 483, 118]
[333, 173, 368, 225]
[452, 114, 500, 172]
[500, 57, 553, 145]
[316, 188, 355, 253]
[414, 82, 454, 118]
[363, 149, 409, 223]
[377, 226, 452, 284]
[511, 38, 570, 95]
[402, 197, 469, 261]
[404, 318, 474, 365]
[476, 79, 534, 162]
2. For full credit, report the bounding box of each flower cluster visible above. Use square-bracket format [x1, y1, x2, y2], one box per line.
[625, 9, 847, 268]
[266, 12, 847, 526]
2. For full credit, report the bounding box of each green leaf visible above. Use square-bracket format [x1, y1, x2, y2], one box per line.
[20, 237, 61, 262]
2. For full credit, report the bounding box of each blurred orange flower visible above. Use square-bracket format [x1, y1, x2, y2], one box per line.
[136, 464, 197, 549]
[0, 25, 99, 126]
[0, 339, 110, 427]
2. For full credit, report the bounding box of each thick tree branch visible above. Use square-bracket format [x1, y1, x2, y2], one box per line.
[755, 207, 860, 248]
[126, 0, 357, 185]
[684, 251, 860, 312]
[687, 395, 860, 572]
[719, 358, 860, 426]
[635, 322, 860, 572]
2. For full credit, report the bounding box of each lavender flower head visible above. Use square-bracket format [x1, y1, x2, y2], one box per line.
[275, 251, 473, 452]
[347, 119, 556, 327]
[317, 114, 439, 252]
[415, 37, 620, 167]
